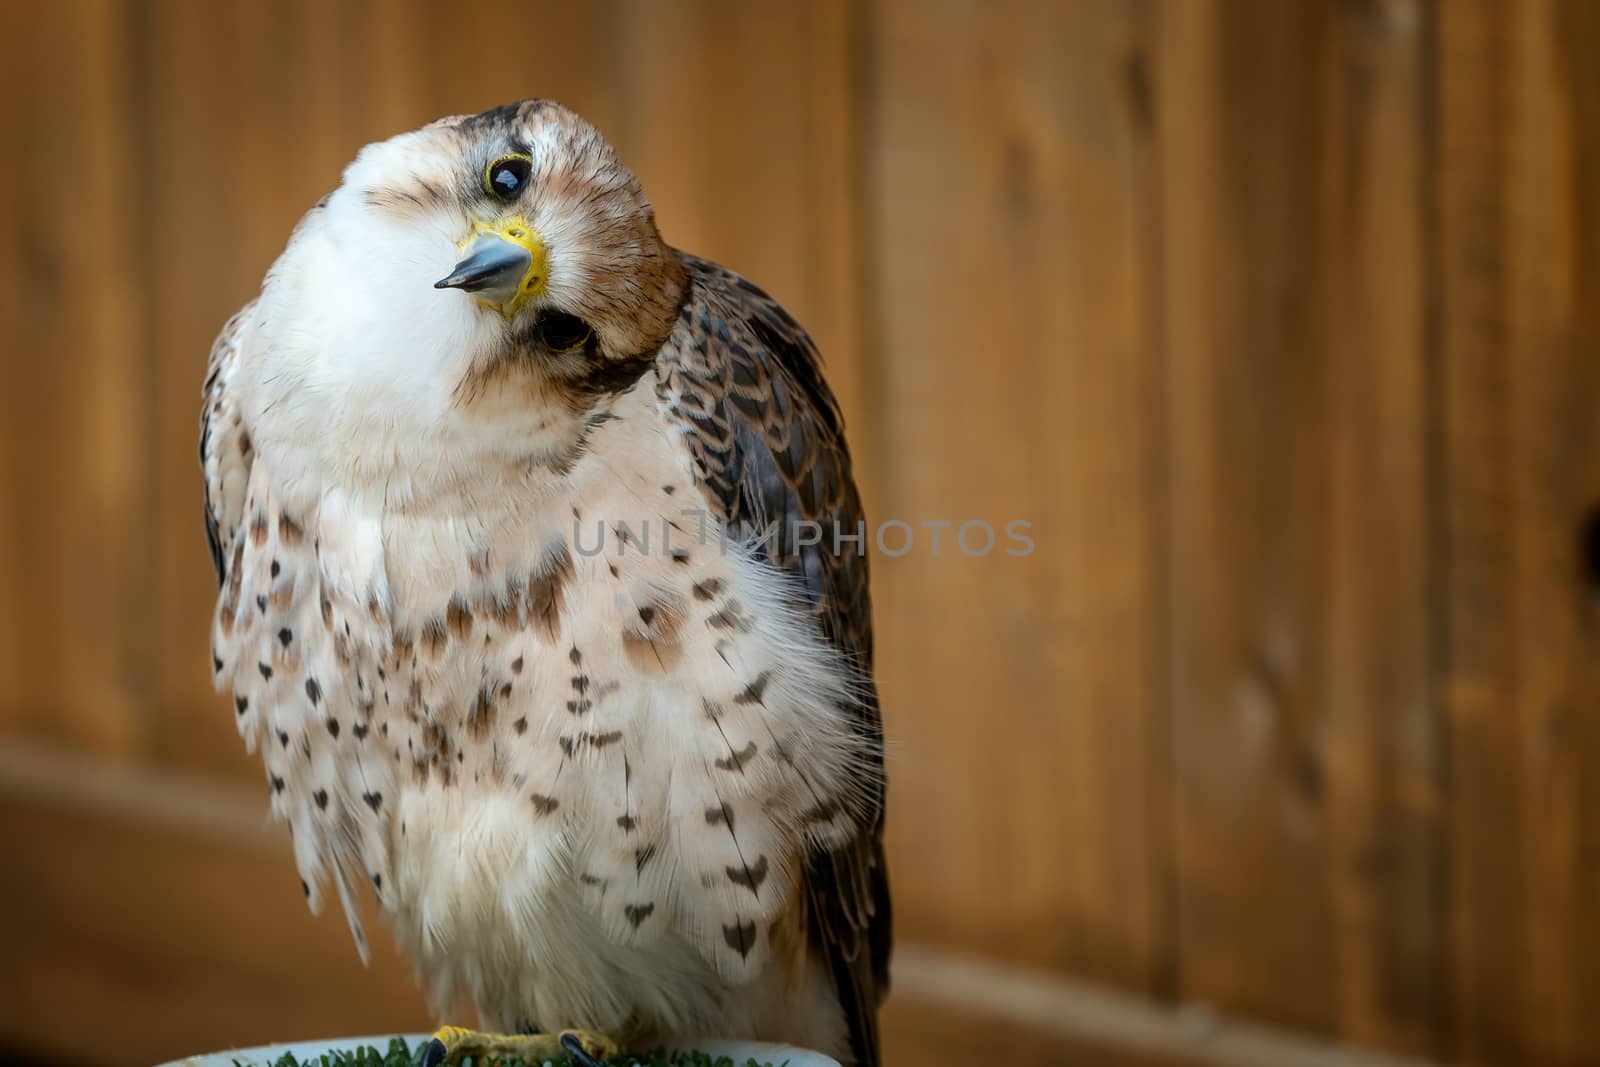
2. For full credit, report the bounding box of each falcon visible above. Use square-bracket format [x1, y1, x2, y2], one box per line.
[200, 100, 889, 1065]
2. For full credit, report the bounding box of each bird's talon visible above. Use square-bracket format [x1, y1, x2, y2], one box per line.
[424, 1024, 616, 1067]
[560, 1030, 608, 1067]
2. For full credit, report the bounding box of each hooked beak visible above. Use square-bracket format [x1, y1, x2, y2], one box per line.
[434, 220, 547, 316]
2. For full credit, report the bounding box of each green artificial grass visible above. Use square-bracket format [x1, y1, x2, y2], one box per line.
[248, 1037, 786, 1067]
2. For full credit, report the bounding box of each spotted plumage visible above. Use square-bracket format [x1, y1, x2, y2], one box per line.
[201, 100, 888, 1064]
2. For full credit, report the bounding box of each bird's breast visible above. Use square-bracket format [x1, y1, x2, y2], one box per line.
[212, 383, 870, 1034]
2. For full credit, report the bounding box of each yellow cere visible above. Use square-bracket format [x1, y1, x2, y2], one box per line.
[464, 216, 548, 317]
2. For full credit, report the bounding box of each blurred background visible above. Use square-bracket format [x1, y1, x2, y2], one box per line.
[2, 1, 1598, 1065]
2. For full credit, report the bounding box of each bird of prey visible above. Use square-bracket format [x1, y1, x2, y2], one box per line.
[200, 100, 889, 1066]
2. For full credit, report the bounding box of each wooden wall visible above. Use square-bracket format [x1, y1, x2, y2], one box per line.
[2, 2, 1598, 1065]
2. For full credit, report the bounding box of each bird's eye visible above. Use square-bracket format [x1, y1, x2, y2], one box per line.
[537, 311, 592, 352]
[484, 154, 533, 200]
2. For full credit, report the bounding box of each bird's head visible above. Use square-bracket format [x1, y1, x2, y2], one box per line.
[249, 100, 686, 499]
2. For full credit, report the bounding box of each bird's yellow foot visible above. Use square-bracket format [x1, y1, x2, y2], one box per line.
[422, 1024, 620, 1067]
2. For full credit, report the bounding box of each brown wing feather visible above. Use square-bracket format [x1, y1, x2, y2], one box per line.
[656, 254, 890, 1066]
[201, 301, 258, 587]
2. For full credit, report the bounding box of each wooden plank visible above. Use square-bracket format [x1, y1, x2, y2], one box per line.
[1309, 0, 1443, 1054]
[140, 0, 355, 781]
[0, 742, 430, 1067]
[1157, 0, 1442, 1052]
[885, 945, 1444, 1067]
[0, 0, 29, 729]
[611, 0, 867, 431]
[866, 0, 1169, 990]
[0, 0, 153, 755]
[412, 0, 625, 133]
[1437, 1, 1600, 1063]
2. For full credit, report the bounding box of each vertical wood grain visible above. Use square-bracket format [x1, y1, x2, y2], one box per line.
[1438, 1, 1600, 1062]
[1160, 0, 1337, 1030]
[141, 0, 367, 779]
[611, 0, 867, 432]
[1315, 1, 1444, 1054]
[866, 0, 1169, 991]
[0, 0, 153, 756]
[1158, 0, 1443, 1053]
[411, 1, 625, 132]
